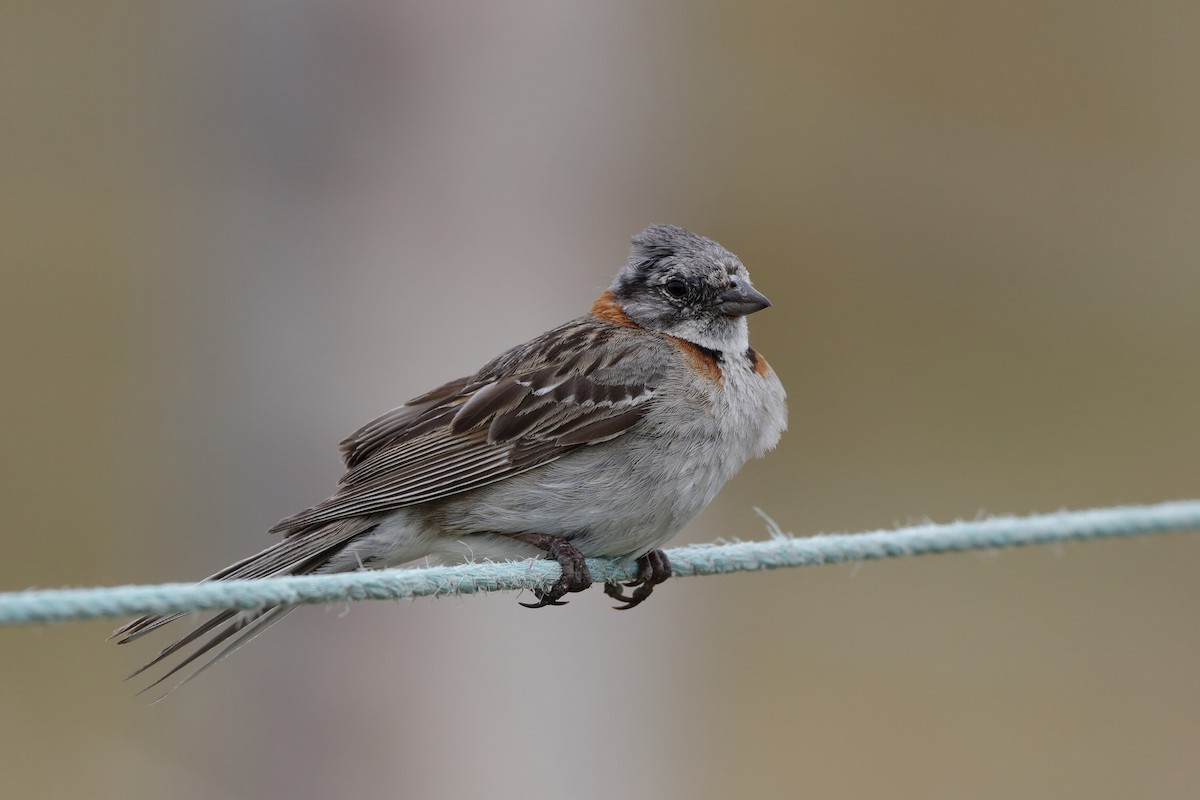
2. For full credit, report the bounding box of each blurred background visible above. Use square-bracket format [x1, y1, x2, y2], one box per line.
[3, 2, 1198, 798]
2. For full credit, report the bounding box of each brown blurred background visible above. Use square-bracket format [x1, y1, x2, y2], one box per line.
[2, 2, 1198, 798]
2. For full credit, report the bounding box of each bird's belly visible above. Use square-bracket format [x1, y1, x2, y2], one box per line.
[427, 435, 729, 559]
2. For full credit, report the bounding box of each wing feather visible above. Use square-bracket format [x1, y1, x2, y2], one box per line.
[339, 376, 473, 469]
[269, 317, 670, 536]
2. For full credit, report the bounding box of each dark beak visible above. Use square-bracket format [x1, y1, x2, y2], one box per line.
[715, 282, 772, 316]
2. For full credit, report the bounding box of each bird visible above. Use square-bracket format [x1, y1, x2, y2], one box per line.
[113, 223, 787, 693]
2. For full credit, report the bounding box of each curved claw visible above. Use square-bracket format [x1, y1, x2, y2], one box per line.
[511, 533, 594, 610]
[519, 597, 568, 609]
[519, 586, 571, 608]
[603, 549, 673, 610]
[606, 584, 653, 610]
[603, 582, 635, 604]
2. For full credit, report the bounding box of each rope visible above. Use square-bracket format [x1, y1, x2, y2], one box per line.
[2, 500, 1197, 626]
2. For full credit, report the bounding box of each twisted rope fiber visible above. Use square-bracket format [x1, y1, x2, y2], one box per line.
[2, 500, 1198, 626]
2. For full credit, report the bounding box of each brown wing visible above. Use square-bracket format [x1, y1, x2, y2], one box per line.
[268, 317, 668, 536]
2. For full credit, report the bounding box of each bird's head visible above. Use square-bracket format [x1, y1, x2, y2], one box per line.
[610, 224, 771, 353]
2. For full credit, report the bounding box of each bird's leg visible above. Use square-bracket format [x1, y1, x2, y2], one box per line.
[604, 549, 672, 610]
[510, 533, 594, 608]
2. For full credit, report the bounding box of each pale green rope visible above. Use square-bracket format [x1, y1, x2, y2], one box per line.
[1, 500, 1197, 625]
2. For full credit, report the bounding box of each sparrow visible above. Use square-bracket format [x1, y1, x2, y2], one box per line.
[114, 224, 787, 691]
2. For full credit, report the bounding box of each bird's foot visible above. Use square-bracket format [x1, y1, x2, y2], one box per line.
[511, 534, 593, 609]
[604, 549, 672, 610]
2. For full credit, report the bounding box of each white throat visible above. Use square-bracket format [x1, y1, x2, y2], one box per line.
[667, 316, 750, 355]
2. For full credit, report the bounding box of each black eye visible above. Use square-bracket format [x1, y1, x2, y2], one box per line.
[664, 279, 688, 299]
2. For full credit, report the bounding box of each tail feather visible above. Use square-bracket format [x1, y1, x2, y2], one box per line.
[111, 537, 310, 644]
[137, 607, 296, 702]
[126, 610, 239, 680]
[114, 516, 382, 695]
